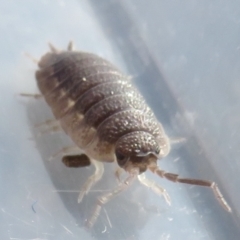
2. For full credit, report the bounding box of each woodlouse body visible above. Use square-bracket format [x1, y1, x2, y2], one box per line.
[34, 42, 231, 227]
[36, 44, 170, 171]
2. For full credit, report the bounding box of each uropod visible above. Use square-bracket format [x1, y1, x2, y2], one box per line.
[33, 42, 231, 227]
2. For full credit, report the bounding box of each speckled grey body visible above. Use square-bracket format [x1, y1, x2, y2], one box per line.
[36, 45, 170, 172]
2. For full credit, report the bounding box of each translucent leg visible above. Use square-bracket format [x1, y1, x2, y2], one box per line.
[49, 146, 82, 161]
[86, 170, 138, 228]
[20, 93, 43, 99]
[35, 119, 62, 136]
[114, 167, 124, 183]
[138, 173, 171, 205]
[67, 41, 74, 51]
[24, 52, 39, 64]
[78, 160, 104, 203]
[149, 166, 232, 212]
[35, 119, 59, 128]
[49, 41, 74, 53]
[48, 42, 60, 53]
[170, 137, 186, 144]
[37, 125, 62, 136]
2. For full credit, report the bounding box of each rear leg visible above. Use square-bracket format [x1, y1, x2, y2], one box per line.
[48, 42, 60, 53]
[67, 41, 74, 51]
[37, 125, 62, 137]
[24, 51, 39, 64]
[35, 119, 62, 136]
[20, 41, 74, 100]
[20, 53, 42, 99]
[48, 41, 74, 53]
[35, 119, 59, 128]
[20, 93, 43, 99]
[149, 166, 231, 212]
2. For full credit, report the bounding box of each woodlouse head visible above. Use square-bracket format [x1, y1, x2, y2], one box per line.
[115, 131, 162, 173]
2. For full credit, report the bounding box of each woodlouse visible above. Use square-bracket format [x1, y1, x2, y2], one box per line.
[33, 42, 231, 227]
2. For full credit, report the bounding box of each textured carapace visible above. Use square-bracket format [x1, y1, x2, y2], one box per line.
[36, 43, 170, 173]
[35, 42, 231, 228]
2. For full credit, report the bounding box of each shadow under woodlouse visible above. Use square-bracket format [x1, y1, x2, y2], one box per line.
[25, 98, 155, 240]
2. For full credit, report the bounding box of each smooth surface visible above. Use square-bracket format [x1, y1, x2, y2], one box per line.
[0, 0, 239, 239]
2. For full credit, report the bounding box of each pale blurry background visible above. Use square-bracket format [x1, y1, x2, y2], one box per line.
[0, 1, 240, 239]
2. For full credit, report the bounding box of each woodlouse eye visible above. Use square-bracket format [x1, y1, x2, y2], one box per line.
[115, 152, 128, 166]
[116, 152, 125, 161]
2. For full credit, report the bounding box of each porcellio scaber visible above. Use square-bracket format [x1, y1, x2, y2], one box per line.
[34, 42, 231, 227]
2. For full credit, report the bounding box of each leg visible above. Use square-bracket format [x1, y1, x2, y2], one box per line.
[62, 154, 91, 168]
[24, 52, 39, 64]
[86, 170, 138, 228]
[20, 93, 43, 99]
[138, 173, 171, 205]
[49, 41, 74, 53]
[48, 42, 60, 53]
[78, 160, 104, 203]
[35, 119, 59, 128]
[114, 167, 124, 183]
[37, 125, 62, 136]
[149, 166, 231, 212]
[67, 41, 74, 51]
[170, 137, 186, 144]
[49, 146, 82, 161]
[35, 119, 62, 136]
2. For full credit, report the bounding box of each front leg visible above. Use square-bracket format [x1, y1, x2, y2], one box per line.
[62, 155, 104, 203]
[77, 159, 104, 203]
